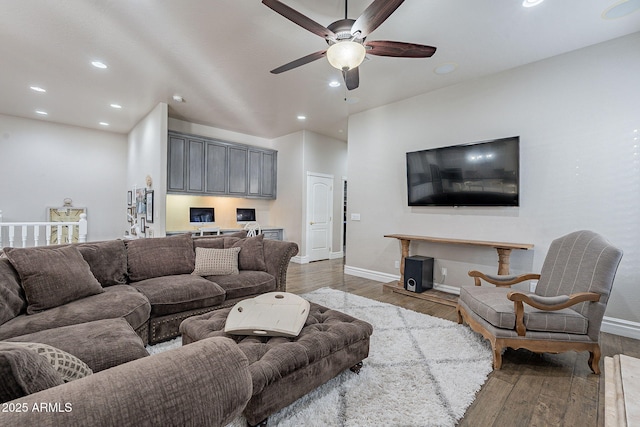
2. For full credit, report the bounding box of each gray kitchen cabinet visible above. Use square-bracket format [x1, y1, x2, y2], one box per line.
[248, 149, 277, 198]
[187, 139, 205, 192]
[228, 146, 248, 196]
[168, 131, 276, 199]
[205, 141, 228, 194]
[168, 135, 187, 192]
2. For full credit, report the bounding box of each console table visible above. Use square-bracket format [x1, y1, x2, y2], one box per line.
[384, 234, 533, 306]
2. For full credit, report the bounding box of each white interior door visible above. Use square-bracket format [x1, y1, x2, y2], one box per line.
[306, 173, 333, 262]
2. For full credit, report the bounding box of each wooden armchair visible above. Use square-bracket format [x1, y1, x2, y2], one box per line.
[457, 230, 623, 374]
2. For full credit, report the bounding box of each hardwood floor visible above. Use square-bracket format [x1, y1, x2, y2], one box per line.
[285, 259, 640, 427]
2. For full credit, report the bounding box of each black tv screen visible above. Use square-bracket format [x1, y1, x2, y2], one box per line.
[236, 208, 256, 222]
[406, 136, 519, 206]
[189, 207, 215, 223]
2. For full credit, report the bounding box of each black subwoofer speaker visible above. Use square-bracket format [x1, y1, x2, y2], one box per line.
[404, 255, 434, 293]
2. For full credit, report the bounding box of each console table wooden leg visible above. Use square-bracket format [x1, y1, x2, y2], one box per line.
[399, 239, 410, 286]
[496, 248, 512, 275]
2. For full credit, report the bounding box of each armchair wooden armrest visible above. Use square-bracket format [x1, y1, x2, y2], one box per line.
[507, 291, 601, 336]
[468, 270, 540, 287]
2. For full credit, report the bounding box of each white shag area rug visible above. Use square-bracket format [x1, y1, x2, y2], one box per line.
[146, 288, 493, 426]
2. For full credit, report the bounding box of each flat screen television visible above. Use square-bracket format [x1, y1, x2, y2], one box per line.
[189, 207, 215, 224]
[406, 136, 519, 207]
[236, 208, 256, 222]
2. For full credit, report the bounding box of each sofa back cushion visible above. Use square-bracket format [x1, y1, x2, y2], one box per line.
[0, 259, 27, 325]
[4, 246, 105, 314]
[0, 342, 65, 403]
[77, 240, 128, 287]
[126, 234, 195, 282]
[224, 235, 267, 271]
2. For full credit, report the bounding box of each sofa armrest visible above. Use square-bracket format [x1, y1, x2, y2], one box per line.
[263, 239, 299, 291]
[1, 337, 252, 427]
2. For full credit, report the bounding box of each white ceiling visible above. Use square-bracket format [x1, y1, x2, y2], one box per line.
[1, 0, 639, 142]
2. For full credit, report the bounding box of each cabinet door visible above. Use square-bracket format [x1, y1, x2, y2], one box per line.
[228, 146, 248, 195]
[205, 141, 227, 194]
[261, 151, 276, 198]
[187, 139, 205, 192]
[168, 135, 186, 192]
[248, 150, 263, 197]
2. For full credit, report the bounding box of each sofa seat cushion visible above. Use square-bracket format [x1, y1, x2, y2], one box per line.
[0, 258, 27, 326]
[0, 285, 151, 340]
[206, 271, 276, 300]
[0, 342, 64, 403]
[131, 274, 226, 316]
[459, 286, 589, 334]
[4, 245, 105, 314]
[126, 234, 195, 282]
[7, 318, 149, 373]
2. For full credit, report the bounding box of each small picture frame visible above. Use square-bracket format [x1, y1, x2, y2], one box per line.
[127, 190, 133, 206]
[140, 217, 146, 237]
[145, 190, 154, 223]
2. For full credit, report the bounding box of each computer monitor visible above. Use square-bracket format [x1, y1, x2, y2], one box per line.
[236, 208, 256, 223]
[189, 207, 215, 225]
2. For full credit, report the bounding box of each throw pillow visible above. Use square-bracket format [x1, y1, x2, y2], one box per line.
[4, 245, 104, 314]
[192, 247, 241, 276]
[0, 259, 27, 325]
[126, 234, 195, 282]
[224, 234, 267, 271]
[77, 240, 128, 287]
[0, 342, 65, 403]
[10, 342, 92, 382]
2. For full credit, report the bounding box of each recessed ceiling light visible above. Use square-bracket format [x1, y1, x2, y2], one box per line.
[434, 62, 458, 75]
[30, 86, 46, 93]
[110, 103, 122, 109]
[91, 61, 107, 69]
[99, 122, 109, 126]
[522, 0, 544, 7]
[35, 110, 48, 115]
[172, 95, 185, 103]
[297, 115, 306, 120]
[329, 80, 341, 88]
[602, 0, 640, 19]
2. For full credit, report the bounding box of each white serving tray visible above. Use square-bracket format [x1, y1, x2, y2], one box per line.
[224, 292, 310, 337]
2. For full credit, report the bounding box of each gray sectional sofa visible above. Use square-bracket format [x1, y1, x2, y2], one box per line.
[0, 232, 298, 420]
[0, 232, 298, 345]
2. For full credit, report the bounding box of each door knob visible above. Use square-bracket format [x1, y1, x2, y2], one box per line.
[310, 221, 315, 225]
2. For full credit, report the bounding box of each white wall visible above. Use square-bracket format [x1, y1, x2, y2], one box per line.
[271, 131, 304, 245]
[127, 103, 168, 237]
[271, 130, 347, 260]
[302, 131, 348, 256]
[0, 114, 127, 241]
[346, 33, 640, 325]
[168, 118, 272, 149]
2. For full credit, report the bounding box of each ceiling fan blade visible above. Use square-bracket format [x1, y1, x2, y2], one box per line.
[343, 67, 359, 91]
[351, 0, 405, 38]
[262, 0, 336, 39]
[366, 40, 437, 58]
[270, 50, 327, 74]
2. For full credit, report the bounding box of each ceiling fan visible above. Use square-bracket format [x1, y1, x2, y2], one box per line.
[262, 0, 437, 90]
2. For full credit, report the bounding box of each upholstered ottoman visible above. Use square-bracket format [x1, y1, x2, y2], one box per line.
[180, 301, 373, 426]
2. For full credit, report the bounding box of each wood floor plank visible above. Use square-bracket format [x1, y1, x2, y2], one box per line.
[284, 259, 640, 426]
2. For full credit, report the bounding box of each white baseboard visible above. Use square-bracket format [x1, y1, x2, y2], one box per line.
[343, 265, 640, 340]
[330, 250, 344, 260]
[344, 265, 400, 283]
[601, 316, 640, 340]
[291, 255, 309, 264]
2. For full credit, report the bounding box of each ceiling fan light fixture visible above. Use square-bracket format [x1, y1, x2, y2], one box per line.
[326, 41, 366, 71]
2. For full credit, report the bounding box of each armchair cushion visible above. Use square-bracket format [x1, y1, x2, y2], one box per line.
[460, 286, 588, 334]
